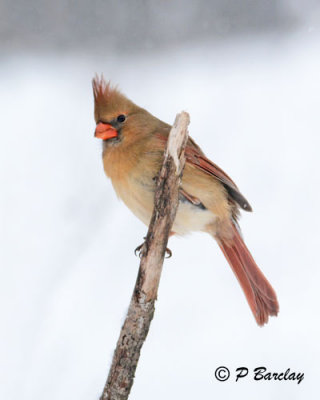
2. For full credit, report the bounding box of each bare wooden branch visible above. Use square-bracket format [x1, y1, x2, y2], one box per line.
[100, 111, 190, 400]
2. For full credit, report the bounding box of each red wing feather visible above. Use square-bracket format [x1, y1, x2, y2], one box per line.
[156, 134, 252, 211]
[184, 140, 252, 211]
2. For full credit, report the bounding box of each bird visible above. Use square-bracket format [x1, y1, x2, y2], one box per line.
[92, 76, 279, 326]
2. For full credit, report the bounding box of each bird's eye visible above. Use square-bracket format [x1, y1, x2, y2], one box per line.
[117, 114, 126, 123]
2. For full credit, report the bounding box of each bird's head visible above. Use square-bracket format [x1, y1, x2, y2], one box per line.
[92, 76, 161, 147]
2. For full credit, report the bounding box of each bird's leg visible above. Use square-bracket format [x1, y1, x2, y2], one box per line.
[134, 232, 175, 259]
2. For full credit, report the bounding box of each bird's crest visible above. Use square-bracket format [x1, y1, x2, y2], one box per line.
[92, 75, 120, 105]
[92, 75, 138, 117]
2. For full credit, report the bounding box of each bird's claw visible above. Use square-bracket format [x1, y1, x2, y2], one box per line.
[134, 241, 172, 259]
[165, 247, 172, 258]
[134, 243, 145, 258]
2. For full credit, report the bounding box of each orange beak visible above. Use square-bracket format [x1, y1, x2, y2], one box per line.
[95, 122, 118, 140]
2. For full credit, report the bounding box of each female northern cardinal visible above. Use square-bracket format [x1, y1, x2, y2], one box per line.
[92, 76, 279, 326]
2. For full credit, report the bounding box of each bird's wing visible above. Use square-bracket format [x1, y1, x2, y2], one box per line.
[155, 133, 252, 212]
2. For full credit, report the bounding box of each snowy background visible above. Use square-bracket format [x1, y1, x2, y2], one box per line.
[1, 1, 320, 399]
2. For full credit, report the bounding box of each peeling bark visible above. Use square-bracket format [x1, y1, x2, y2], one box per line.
[100, 112, 190, 400]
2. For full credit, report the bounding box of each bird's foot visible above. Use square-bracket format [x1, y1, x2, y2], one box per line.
[134, 242, 145, 258]
[134, 240, 172, 259]
[164, 247, 172, 258]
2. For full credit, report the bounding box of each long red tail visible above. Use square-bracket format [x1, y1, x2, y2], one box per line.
[218, 224, 279, 326]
